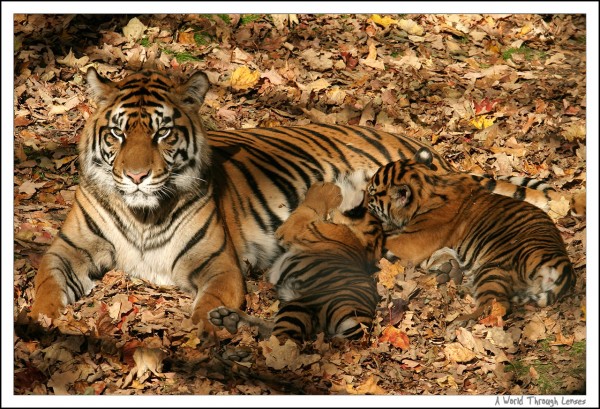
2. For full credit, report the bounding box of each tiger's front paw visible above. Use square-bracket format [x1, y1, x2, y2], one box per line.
[29, 297, 64, 323]
[208, 306, 242, 334]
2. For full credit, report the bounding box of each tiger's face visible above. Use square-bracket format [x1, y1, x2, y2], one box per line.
[80, 69, 211, 210]
[367, 148, 438, 231]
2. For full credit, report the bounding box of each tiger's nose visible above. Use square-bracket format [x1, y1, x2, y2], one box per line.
[125, 169, 150, 184]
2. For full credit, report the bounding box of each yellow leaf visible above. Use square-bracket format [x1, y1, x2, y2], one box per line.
[518, 24, 532, 37]
[230, 66, 261, 91]
[370, 14, 398, 29]
[470, 115, 495, 130]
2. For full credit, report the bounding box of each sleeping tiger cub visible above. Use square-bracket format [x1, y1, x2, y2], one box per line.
[367, 148, 576, 322]
[209, 175, 383, 342]
[27, 68, 556, 334]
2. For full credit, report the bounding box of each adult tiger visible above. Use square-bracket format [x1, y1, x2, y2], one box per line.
[366, 148, 576, 322]
[209, 177, 382, 341]
[28, 68, 553, 333]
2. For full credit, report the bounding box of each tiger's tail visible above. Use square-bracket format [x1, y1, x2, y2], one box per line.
[471, 174, 557, 211]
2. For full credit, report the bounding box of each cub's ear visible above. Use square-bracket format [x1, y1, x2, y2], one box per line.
[414, 147, 436, 170]
[179, 71, 210, 106]
[391, 184, 412, 208]
[86, 67, 116, 106]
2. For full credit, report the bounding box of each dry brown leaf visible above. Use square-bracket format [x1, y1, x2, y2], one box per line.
[522, 316, 547, 341]
[377, 258, 404, 289]
[123, 17, 147, 42]
[444, 342, 477, 363]
[259, 335, 319, 371]
[346, 374, 387, 395]
[18, 180, 47, 196]
[398, 19, 424, 36]
[456, 327, 486, 355]
[56, 50, 89, 68]
[133, 347, 166, 378]
[550, 331, 575, 347]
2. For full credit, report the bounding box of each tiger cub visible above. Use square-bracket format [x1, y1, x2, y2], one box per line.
[367, 148, 575, 322]
[209, 174, 383, 342]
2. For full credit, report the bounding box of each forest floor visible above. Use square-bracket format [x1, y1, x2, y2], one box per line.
[12, 14, 588, 398]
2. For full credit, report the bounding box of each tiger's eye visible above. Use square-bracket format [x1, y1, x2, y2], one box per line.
[156, 128, 172, 139]
[110, 128, 125, 140]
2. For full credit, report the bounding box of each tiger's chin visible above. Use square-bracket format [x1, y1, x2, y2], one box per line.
[122, 191, 161, 210]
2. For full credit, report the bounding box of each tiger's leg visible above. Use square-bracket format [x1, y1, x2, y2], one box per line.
[275, 182, 342, 247]
[190, 256, 247, 335]
[208, 306, 274, 339]
[454, 266, 513, 324]
[271, 302, 314, 342]
[320, 295, 375, 340]
[29, 198, 114, 322]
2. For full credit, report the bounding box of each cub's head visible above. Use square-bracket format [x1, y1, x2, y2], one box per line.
[80, 68, 211, 210]
[366, 148, 438, 230]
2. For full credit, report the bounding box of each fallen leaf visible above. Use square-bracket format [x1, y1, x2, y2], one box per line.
[18, 180, 47, 196]
[347, 374, 387, 395]
[523, 317, 547, 341]
[123, 17, 147, 42]
[456, 327, 486, 355]
[548, 196, 571, 220]
[561, 121, 586, 141]
[398, 19, 424, 36]
[56, 50, 89, 68]
[550, 332, 575, 347]
[444, 342, 477, 363]
[470, 115, 495, 130]
[369, 14, 398, 29]
[436, 375, 459, 389]
[379, 325, 410, 350]
[230, 66, 261, 91]
[133, 347, 166, 378]
[377, 258, 404, 289]
[479, 299, 507, 327]
[259, 335, 319, 370]
[486, 327, 514, 349]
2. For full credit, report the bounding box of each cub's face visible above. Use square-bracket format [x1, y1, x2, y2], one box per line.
[367, 160, 433, 231]
[80, 69, 211, 210]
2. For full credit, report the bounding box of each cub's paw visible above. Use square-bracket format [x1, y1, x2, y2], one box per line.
[208, 306, 242, 335]
[422, 248, 463, 285]
[304, 182, 343, 212]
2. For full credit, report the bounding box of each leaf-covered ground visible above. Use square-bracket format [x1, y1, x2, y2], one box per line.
[12, 14, 588, 397]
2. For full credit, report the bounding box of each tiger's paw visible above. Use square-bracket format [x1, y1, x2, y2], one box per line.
[208, 306, 242, 334]
[304, 182, 343, 215]
[422, 247, 463, 285]
[28, 298, 64, 323]
[222, 345, 254, 363]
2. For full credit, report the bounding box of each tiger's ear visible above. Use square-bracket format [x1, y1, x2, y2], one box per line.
[414, 147, 436, 170]
[180, 71, 210, 106]
[391, 184, 412, 208]
[86, 67, 116, 106]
